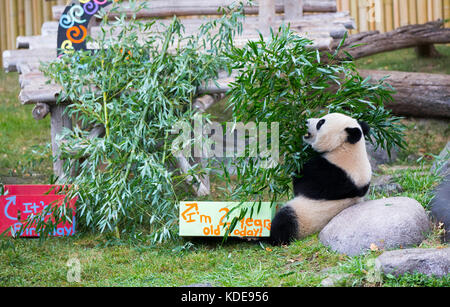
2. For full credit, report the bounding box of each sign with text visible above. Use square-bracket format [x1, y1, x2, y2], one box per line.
[0, 185, 77, 237]
[179, 201, 278, 237]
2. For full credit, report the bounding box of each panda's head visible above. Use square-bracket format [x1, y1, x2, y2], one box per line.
[303, 113, 370, 153]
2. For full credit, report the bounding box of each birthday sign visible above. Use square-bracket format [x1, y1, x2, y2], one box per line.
[0, 185, 77, 237]
[179, 202, 278, 237]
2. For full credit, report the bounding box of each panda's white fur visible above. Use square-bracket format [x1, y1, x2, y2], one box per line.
[269, 113, 372, 245]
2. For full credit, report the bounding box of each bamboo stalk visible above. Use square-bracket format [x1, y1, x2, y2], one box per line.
[417, 0, 428, 23]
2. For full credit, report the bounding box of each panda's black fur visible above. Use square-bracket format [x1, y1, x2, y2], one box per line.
[269, 113, 372, 246]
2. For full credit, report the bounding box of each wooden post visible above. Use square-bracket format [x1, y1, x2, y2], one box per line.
[393, 0, 400, 28]
[259, 0, 276, 35]
[17, 0, 25, 37]
[284, 0, 303, 20]
[50, 105, 73, 180]
[342, 0, 350, 12]
[428, 0, 434, 21]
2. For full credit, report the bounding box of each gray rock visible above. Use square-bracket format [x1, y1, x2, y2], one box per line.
[375, 247, 450, 277]
[431, 141, 450, 177]
[429, 174, 450, 243]
[370, 174, 403, 195]
[319, 197, 431, 256]
[366, 140, 398, 170]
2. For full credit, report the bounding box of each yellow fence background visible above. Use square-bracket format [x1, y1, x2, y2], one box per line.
[337, 0, 450, 33]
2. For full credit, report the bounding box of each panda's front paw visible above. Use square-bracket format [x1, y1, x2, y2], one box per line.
[268, 206, 299, 246]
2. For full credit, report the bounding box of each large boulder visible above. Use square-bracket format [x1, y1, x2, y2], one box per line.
[429, 174, 450, 243]
[365, 140, 399, 170]
[319, 197, 431, 256]
[375, 248, 450, 277]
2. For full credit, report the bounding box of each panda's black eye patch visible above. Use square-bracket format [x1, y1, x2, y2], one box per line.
[316, 119, 325, 130]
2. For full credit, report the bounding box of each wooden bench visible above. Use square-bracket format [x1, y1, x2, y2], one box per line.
[2, 0, 355, 194]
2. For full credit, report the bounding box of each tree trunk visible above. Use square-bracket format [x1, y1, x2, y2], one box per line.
[330, 20, 450, 61]
[359, 69, 450, 119]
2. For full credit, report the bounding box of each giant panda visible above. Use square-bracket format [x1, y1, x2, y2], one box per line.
[269, 113, 372, 245]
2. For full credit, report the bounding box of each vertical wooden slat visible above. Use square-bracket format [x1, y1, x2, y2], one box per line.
[393, 0, 400, 28]
[409, 0, 418, 24]
[0, 0, 7, 65]
[369, 0, 376, 31]
[17, 0, 25, 37]
[385, 0, 394, 31]
[350, 0, 359, 34]
[337, 0, 342, 11]
[7, 0, 18, 50]
[417, 0, 428, 23]
[24, 0, 33, 36]
[375, 0, 385, 32]
[444, 0, 450, 27]
[342, 0, 350, 12]
[399, 0, 409, 26]
[428, 0, 434, 21]
[358, 0, 369, 32]
[433, 0, 444, 19]
[43, 0, 51, 22]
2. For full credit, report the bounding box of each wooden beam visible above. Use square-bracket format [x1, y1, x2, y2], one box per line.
[50, 104, 73, 179]
[284, 0, 304, 20]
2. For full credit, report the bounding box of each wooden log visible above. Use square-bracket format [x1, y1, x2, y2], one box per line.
[50, 104, 73, 179]
[32, 102, 51, 120]
[52, 0, 336, 20]
[2, 48, 56, 72]
[330, 21, 450, 61]
[359, 69, 450, 119]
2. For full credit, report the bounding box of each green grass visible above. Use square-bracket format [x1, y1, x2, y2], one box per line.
[355, 45, 450, 74]
[0, 71, 52, 183]
[0, 48, 449, 287]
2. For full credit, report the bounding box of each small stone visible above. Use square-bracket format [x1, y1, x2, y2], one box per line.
[375, 247, 450, 277]
[320, 273, 351, 287]
[319, 197, 431, 256]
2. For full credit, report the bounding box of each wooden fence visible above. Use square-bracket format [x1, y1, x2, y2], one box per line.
[0, 0, 67, 65]
[337, 0, 450, 33]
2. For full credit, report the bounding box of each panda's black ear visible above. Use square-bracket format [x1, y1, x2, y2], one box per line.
[345, 127, 362, 144]
[358, 121, 370, 136]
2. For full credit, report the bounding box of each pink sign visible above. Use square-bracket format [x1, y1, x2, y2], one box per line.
[0, 185, 77, 237]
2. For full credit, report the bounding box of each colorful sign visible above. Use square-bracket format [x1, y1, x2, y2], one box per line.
[57, 0, 113, 57]
[0, 185, 77, 237]
[179, 201, 279, 237]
